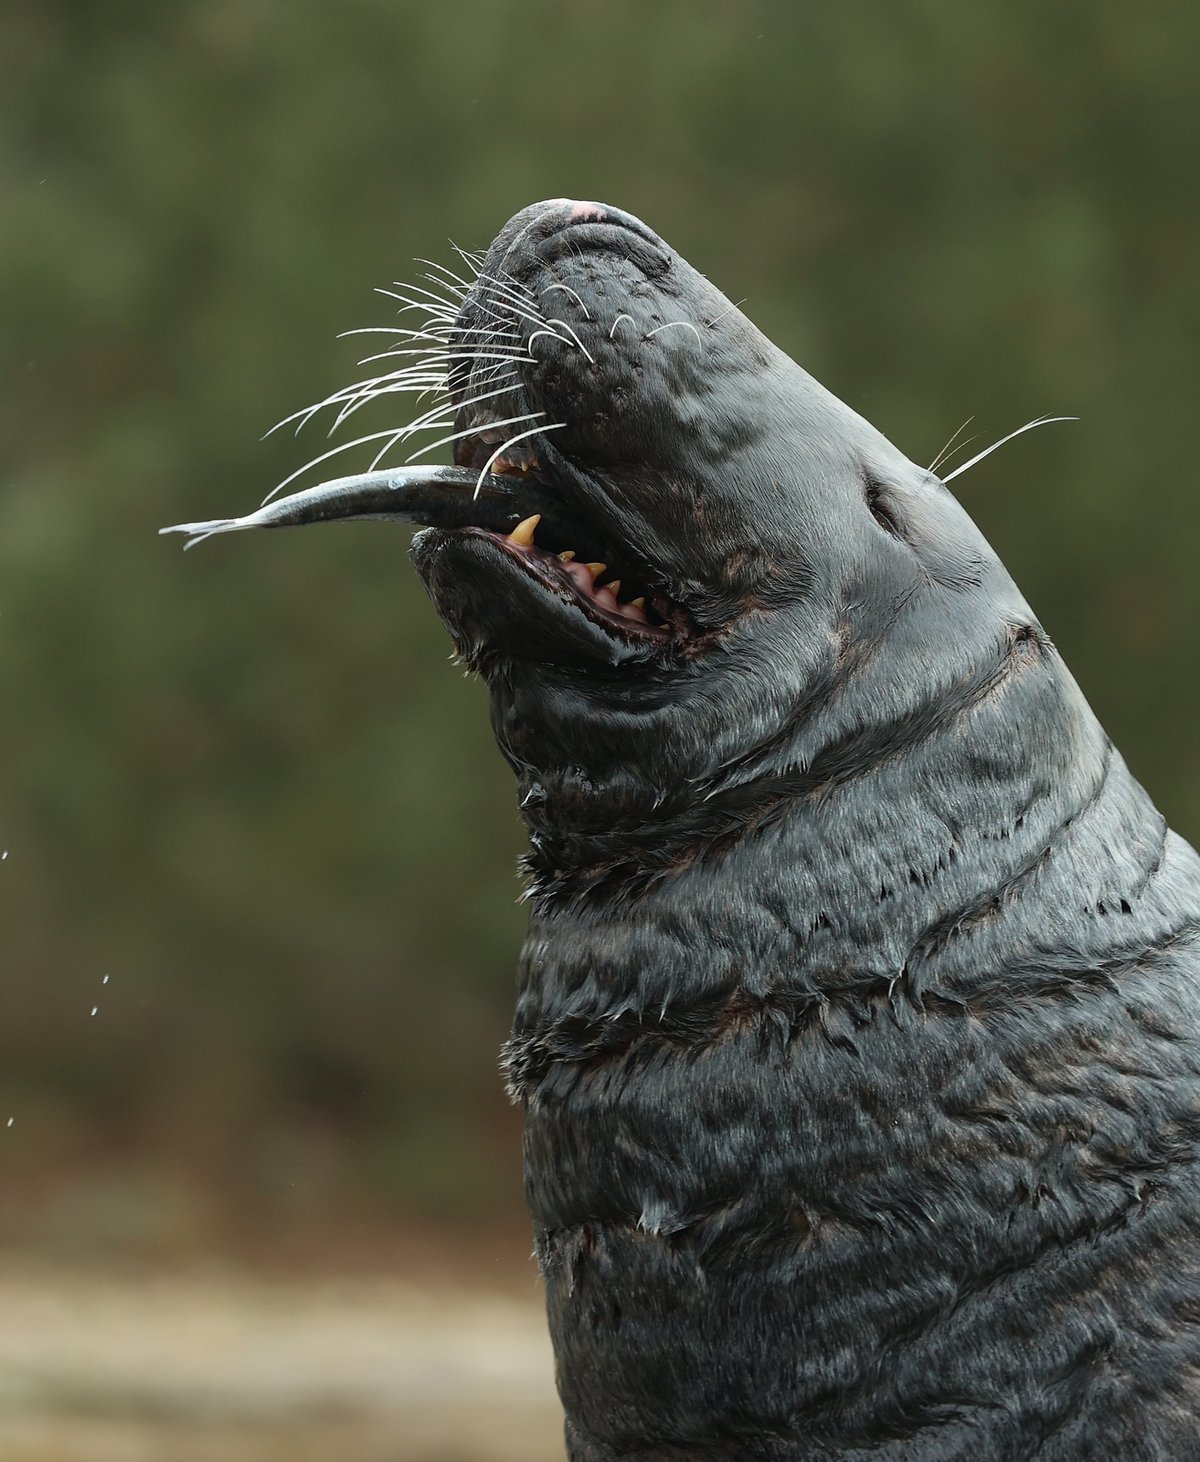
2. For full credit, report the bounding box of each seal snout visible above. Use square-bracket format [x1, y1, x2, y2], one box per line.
[489, 199, 670, 279]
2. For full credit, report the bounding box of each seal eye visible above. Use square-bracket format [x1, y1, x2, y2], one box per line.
[864, 474, 904, 540]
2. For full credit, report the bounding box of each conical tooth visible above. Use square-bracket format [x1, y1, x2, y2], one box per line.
[606, 580, 621, 597]
[585, 562, 607, 578]
[629, 597, 645, 610]
[557, 550, 576, 562]
[508, 513, 541, 547]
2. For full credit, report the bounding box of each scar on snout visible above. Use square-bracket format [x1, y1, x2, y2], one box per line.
[570, 201, 607, 222]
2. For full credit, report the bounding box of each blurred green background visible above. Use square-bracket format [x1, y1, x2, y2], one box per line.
[1, 2, 1197, 1456]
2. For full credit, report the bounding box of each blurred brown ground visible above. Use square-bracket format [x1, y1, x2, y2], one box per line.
[0, 1259, 561, 1462]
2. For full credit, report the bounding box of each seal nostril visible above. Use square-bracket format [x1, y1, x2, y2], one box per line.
[517, 201, 671, 279]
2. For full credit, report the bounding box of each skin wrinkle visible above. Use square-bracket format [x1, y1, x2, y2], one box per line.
[502, 742, 1140, 1064]
[906, 740, 1119, 974]
[523, 619, 1051, 901]
[502, 902, 1200, 1102]
[341, 201, 1200, 1458]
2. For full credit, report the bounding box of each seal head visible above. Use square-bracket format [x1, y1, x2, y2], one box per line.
[411, 200, 1042, 859]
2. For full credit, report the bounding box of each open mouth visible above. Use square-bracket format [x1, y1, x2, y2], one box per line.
[474, 448, 677, 642]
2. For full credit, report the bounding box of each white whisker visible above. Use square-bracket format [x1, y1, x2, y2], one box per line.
[388, 278, 464, 313]
[316, 364, 447, 408]
[338, 326, 451, 345]
[272, 352, 463, 436]
[545, 319, 594, 363]
[705, 297, 746, 327]
[418, 257, 475, 291]
[473, 272, 542, 312]
[645, 320, 703, 349]
[367, 428, 413, 471]
[406, 411, 547, 465]
[609, 313, 635, 338]
[374, 288, 458, 321]
[374, 294, 456, 322]
[266, 243, 560, 501]
[473, 423, 567, 498]
[942, 415, 1078, 484]
[332, 377, 450, 430]
[470, 299, 538, 337]
[527, 327, 574, 357]
[354, 347, 528, 368]
[417, 267, 470, 299]
[467, 318, 523, 337]
[542, 283, 590, 318]
[474, 269, 536, 303]
[394, 380, 521, 438]
[263, 428, 434, 503]
[928, 416, 975, 475]
[266, 373, 443, 439]
[470, 283, 552, 334]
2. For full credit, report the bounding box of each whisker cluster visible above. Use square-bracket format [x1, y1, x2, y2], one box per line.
[265, 244, 584, 505]
[928, 416, 976, 477]
[268, 241, 711, 506]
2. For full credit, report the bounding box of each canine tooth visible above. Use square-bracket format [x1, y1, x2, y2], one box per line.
[629, 597, 646, 610]
[557, 550, 576, 562]
[585, 562, 607, 578]
[607, 580, 622, 597]
[508, 513, 541, 547]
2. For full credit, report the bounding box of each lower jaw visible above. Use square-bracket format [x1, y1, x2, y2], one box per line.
[411, 528, 669, 670]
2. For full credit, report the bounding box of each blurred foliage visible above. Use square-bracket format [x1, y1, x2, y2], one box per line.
[0, 0, 1197, 1253]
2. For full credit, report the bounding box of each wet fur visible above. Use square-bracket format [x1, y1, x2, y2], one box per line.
[409, 203, 1200, 1458]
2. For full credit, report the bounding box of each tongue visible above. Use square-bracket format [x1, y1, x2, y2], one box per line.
[160, 466, 576, 550]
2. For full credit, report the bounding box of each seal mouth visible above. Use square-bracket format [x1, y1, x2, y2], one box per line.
[459, 448, 682, 643]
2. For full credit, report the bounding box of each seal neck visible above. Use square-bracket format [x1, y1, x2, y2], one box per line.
[503, 690, 1167, 1106]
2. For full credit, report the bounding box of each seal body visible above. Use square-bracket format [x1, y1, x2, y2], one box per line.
[234, 198, 1200, 1457]
[509, 740, 1200, 1460]
[406, 201, 1200, 1459]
